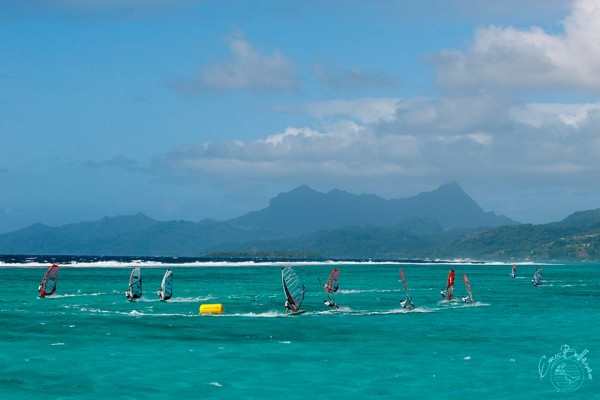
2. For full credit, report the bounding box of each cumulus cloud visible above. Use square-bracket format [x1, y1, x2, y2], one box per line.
[510, 101, 600, 129]
[432, 0, 600, 93]
[153, 89, 600, 208]
[173, 34, 297, 93]
[156, 0, 600, 222]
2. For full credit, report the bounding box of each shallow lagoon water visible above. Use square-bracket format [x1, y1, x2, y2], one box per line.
[1, 262, 598, 399]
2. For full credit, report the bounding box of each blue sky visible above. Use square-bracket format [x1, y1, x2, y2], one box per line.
[2, 0, 600, 233]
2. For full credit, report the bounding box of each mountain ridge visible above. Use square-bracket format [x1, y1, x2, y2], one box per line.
[0, 182, 527, 258]
[228, 182, 515, 234]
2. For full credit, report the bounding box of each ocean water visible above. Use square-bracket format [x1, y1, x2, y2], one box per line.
[1, 260, 598, 399]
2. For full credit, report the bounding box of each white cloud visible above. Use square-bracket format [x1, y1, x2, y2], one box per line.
[304, 98, 401, 124]
[154, 89, 600, 205]
[154, 0, 600, 223]
[185, 34, 298, 93]
[510, 102, 600, 129]
[432, 0, 600, 93]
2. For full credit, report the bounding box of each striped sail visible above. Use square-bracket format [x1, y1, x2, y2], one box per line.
[282, 265, 305, 312]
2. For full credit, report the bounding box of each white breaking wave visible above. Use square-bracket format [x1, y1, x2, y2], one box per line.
[0, 259, 554, 268]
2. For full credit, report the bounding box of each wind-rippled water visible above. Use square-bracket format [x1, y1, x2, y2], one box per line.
[1, 260, 598, 399]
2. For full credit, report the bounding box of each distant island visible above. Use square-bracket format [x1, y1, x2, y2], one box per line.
[1, 183, 599, 261]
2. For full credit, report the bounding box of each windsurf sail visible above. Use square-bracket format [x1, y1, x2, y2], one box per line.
[319, 268, 340, 308]
[441, 269, 455, 300]
[462, 273, 474, 304]
[399, 269, 414, 310]
[282, 265, 306, 313]
[532, 267, 542, 286]
[125, 267, 142, 300]
[157, 269, 173, 301]
[324, 268, 339, 293]
[39, 264, 59, 297]
[510, 264, 517, 278]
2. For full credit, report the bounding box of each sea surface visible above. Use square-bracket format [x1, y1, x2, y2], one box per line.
[1, 257, 598, 399]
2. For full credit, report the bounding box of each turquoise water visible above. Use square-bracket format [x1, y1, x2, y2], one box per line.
[1, 262, 598, 399]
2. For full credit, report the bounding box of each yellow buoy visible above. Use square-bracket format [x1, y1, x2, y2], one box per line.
[199, 303, 223, 315]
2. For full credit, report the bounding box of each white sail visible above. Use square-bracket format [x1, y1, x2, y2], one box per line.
[532, 267, 542, 286]
[126, 267, 142, 300]
[157, 269, 173, 300]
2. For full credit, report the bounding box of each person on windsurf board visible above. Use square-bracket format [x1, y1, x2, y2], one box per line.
[284, 300, 292, 314]
[532, 266, 543, 286]
[461, 273, 475, 304]
[282, 265, 306, 314]
[399, 269, 415, 310]
[324, 293, 339, 309]
[38, 264, 59, 297]
[401, 295, 415, 310]
[440, 269, 455, 300]
[319, 268, 340, 309]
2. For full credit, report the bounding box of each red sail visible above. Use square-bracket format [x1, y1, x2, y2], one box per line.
[446, 269, 455, 300]
[39, 264, 59, 297]
[326, 268, 340, 293]
[399, 269, 409, 295]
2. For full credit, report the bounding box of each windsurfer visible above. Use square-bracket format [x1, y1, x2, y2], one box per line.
[462, 295, 473, 304]
[324, 293, 338, 309]
[284, 300, 292, 313]
[401, 295, 414, 310]
[440, 289, 446, 299]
